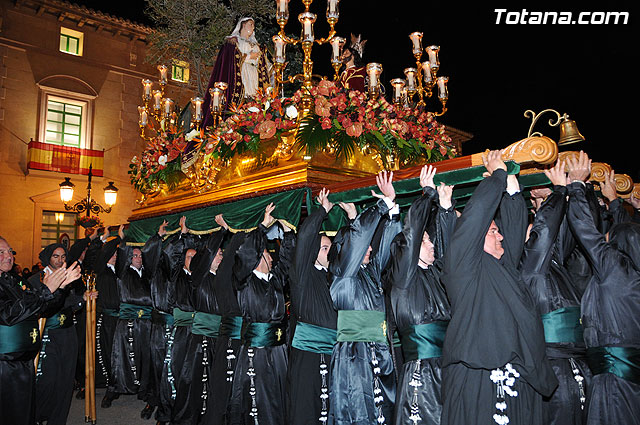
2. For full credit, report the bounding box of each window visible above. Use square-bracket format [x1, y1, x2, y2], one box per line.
[45, 98, 84, 147]
[171, 61, 190, 83]
[41, 211, 77, 250]
[59, 27, 84, 56]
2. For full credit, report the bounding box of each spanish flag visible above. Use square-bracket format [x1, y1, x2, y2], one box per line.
[27, 141, 103, 176]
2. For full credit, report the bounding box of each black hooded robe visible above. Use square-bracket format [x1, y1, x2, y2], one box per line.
[29, 244, 83, 425]
[388, 187, 456, 425]
[227, 225, 295, 425]
[287, 206, 338, 425]
[567, 182, 640, 425]
[441, 169, 558, 425]
[0, 269, 61, 425]
[520, 186, 592, 425]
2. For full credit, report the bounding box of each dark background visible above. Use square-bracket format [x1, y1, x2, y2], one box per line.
[80, 1, 639, 179]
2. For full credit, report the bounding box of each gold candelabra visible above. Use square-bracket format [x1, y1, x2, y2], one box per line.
[137, 65, 179, 140]
[272, 0, 341, 110]
[390, 32, 449, 116]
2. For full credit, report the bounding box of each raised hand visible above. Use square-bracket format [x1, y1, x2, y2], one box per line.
[371, 171, 395, 202]
[180, 216, 189, 234]
[544, 160, 567, 187]
[482, 150, 507, 176]
[118, 224, 126, 240]
[437, 183, 454, 209]
[600, 170, 617, 202]
[215, 214, 229, 230]
[102, 226, 110, 241]
[316, 188, 334, 213]
[43, 267, 67, 293]
[566, 151, 591, 183]
[338, 202, 357, 220]
[262, 203, 276, 227]
[61, 262, 82, 288]
[158, 220, 169, 237]
[420, 165, 437, 189]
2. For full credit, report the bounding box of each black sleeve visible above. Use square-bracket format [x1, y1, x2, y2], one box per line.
[291, 207, 327, 288]
[497, 187, 528, 270]
[191, 230, 227, 286]
[521, 186, 567, 276]
[435, 201, 457, 259]
[271, 231, 296, 284]
[0, 276, 55, 326]
[444, 169, 507, 287]
[67, 236, 91, 265]
[388, 187, 437, 291]
[329, 199, 389, 278]
[609, 198, 632, 225]
[115, 240, 133, 279]
[94, 237, 120, 275]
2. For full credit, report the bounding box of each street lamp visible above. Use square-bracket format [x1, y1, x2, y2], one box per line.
[58, 165, 118, 216]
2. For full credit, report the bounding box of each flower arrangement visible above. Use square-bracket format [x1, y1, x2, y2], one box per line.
[129, 127, 189, 192]
[295, 79, 455, 168]
[209, 89, 299, 161]
[75, 215, 104, 229]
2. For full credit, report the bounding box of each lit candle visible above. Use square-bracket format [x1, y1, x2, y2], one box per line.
[157, 65, 168, 85]
[327, 0, 339, 19]
[209, 88, 221, 111]
[409, 32, 423, 55]
[141, 79, 152, 100]
[273, 35, 286, 63]
[299, 13, 316, 42]
[138, 106, 148, 127]
[437, 76, 449, 99]
[421, 61, 432, 83]
[426, 45, 440, 71]
[404, 68, 417, 91]
[152, 90, 162, 110]
[163, 98, 174, 118]
[366, 63, 382, 90]
[390, 78, 406, 103]
[330, 36, 345, 63]
[191, 97, 204, 122]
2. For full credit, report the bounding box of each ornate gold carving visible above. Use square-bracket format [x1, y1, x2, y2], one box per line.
[501, 136, 558, 165]
[590, 162, 612, 182]
[614, 173, 633, 195]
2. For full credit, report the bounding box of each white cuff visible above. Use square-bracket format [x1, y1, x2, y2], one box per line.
[506, 187, 520, 196]
[382, 196, 399, 217]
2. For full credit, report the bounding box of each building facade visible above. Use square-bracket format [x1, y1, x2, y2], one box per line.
[0, 0, 193, 268]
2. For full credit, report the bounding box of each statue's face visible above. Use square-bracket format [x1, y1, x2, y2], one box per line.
[240, 19, 255, 38]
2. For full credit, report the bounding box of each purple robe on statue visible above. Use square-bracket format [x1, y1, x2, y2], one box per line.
[202, 37, 270, 128]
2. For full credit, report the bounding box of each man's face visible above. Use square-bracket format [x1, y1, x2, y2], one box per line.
[419, 232, 435, 266]
[0, 240, 14, 273]
[315, 236, 332, 269]
[210, 248, 223, 273]
[362, 245, 373, 265]
[131, 248, 143, 269]
[184, 249, 197, 272]
[49, 247, 67, 270]
[341, 49, 353, 65]
[484, 220, 504, 260]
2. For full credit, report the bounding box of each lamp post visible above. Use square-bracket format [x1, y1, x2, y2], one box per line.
[59, 165, 118, 216]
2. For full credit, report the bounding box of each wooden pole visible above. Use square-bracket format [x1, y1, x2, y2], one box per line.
[85, 289, 91, 422]
[34, 317, 46, 372]
[90, 290, 97, 423]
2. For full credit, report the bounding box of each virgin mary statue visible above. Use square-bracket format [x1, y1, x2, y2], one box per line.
[202, 17, 271, 127]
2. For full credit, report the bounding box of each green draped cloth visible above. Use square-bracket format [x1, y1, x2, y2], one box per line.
[242, 322, 286, 348]
[173, 307, 195, 327]
[399, 321, 449, 362]
[119, 303, 152, 320]
[336, 310, 388, 344]
[220, 316, 243, 340]
[291, 321, 337, 355]
[587, 346, 640, 385]
[191, 312, 222, 338]
[541, 306, 584, 344]
[101, 308, 120, 318]
[0, 319, 40, 354]
[44, 308, 74, 330]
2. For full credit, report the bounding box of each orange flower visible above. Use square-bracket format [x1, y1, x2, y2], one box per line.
[257, 120, 277, 140]
[317, 79, 335, 96]
[345, 122, 363, 138]
[314, 97, 332, 117]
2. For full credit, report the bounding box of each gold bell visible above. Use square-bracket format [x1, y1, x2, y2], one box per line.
[558, 118, 585, 146]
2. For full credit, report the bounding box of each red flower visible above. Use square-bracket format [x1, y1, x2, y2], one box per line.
[315, 97, 332, 118]
[317, 79, 335, 96]
[345, 122, 363, 138]
[257, 120, 277, 140]
[320, 117, 332, 130]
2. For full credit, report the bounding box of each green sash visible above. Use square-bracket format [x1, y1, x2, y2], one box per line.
[242, 322, 286, 347]
[291, 321, 337, 355]
[336, 310, 388, 344]
[101, 308, 120, 318]
[219, 316, 243, 340]
[587, 346, 640, 385]
[152, 309, 174, 326]
[399, 321, 449, 362]
[541, 307, 584, 344]
[191, 312, 222, 337]
[0, 319, 40, 354]
[119, 303, 152, 320]
[173, 308, 195, 327]
[44, 308, 74, 330]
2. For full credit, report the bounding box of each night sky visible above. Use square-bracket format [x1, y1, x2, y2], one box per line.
[78, 1, 639, 179]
